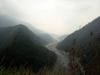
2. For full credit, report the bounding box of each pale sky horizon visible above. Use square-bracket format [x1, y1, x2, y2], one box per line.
[0, 0, 100, 36]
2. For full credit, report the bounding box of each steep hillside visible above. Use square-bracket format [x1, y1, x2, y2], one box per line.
[0, 15, 55, 45]
[57, 17, 100, 75]
[28, 25, 55, 45]
[0, 25, 57, 72]
[57, 17, 100, 50]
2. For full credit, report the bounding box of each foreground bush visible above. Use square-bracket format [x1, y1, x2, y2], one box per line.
[0, 66, 67, 75]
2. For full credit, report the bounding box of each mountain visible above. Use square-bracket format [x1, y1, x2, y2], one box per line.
[58, 34, 67, 42]
[0, 15, 55, 45]
[57, 17, 100, 50]
[28, 25, 55, 45]
[0, 25, 57, 72]
[57, 17, 100, 75]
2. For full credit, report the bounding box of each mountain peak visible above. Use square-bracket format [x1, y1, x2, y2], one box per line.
[15, 24, 27, 29]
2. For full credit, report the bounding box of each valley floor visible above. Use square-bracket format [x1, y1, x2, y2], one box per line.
[46, 42, 69, 73]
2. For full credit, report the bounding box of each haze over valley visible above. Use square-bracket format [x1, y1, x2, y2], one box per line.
[0, 0, 100, 75]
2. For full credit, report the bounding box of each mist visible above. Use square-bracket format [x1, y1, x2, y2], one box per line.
[0, 0, 100, 36]
[0, 1, 100, 74]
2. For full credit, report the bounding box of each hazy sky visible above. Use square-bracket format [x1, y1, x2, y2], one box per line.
[0, 0, 100, 35]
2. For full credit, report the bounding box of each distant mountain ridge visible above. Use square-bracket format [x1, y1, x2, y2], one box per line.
[28, 25, 55, 45]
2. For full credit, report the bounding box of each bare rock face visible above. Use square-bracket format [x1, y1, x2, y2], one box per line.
[0, 25, 57, 72]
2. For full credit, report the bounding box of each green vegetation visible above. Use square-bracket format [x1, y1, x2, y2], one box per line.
[56, 17, 100, 75]
[0, 66, 67, 75]
[68, 37, 100, 75]
[0, 25, 57, 72]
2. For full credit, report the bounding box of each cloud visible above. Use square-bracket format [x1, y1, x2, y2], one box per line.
[0, 0, 100, 35]
[0, 0, 22, 19]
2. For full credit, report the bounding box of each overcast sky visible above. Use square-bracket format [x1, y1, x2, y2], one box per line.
[0, 0, 100, 36]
